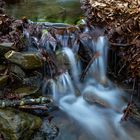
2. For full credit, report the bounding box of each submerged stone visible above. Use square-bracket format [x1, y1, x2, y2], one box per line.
[0, 42, 14, 55]
[83, 92, 110, 108]
[5, 50, 43, 70]
[0, 108, 42, 140]
[0, 75, 9, 86]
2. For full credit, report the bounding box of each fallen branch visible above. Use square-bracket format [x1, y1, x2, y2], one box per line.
[80, 52, 100, 81]
[110, 42, 134, 47]
[0, 97, 52, 108]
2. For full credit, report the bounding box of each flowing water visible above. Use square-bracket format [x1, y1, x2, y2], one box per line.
[45, 35, 139, 140]
[36, 20, 140, 139]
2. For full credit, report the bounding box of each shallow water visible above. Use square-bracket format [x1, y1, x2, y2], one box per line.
[51, 110, 140, 140]
[5, 0, 81, 24]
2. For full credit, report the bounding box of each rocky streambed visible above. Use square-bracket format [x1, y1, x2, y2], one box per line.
[1, 0, 140, 140]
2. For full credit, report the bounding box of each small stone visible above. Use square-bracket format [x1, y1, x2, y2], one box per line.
[83, 92, 110, 108]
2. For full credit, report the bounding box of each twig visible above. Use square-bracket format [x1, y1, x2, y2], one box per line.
[118, 63, 126, 75]
[80, 52, 100, 81]
[110, 42, 134, 47]
[19, 105, 49, 110]
[121, 101, 135, 121]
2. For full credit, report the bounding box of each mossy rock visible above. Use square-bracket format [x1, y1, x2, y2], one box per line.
[14, 86, 39, 97]
[56, 50, 70, 70]
[5, 51, 43, 70]
[0, 108, 42, 140]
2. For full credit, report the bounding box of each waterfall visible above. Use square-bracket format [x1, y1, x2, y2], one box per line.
[95, 36, 108, 84]
[62, 47, 79, 83]
[43, 35, 133, 140]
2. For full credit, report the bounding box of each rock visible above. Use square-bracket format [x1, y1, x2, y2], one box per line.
[0, 43, 14, 55]
[32, 119, 58, 140]
[14, 86, 39, 97]
[23, 72, 42, 87]
[0, 75, 9, 86]
[83, 92, 110, 108]
[10, 64, 26, 79]
[0, 108, 42, 140]
[56, 51, 70, 70]
[5, 51, 42, 70]
[0, 65, 6, 72]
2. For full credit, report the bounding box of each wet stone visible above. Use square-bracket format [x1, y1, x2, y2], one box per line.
[56, 51, 70, 70]
[22, 72, 42, 87]
[10, 64, 26, 79]
[14, 86, 39, 97]
[32, 119, 59, 140]
[0, 75, 9, 87]
[5, 50, 43, 70]
[83, 92, 110, 108]
[0, 42, 14, 55]
[0, 108, 42, 140]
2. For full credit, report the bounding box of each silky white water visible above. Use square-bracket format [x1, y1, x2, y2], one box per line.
[45, 36, 134, 140]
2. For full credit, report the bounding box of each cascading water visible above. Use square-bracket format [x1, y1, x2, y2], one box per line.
[62, 47, 79, 82]
[45, 35, 133, 140]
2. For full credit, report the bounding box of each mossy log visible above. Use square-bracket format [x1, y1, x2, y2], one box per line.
[0, 97, 52, 108]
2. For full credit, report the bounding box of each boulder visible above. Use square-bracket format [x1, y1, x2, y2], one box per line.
[0, 108, 42, 140]
[5, 50, 43, 70]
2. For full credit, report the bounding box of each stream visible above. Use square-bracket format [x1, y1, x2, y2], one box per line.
[4, 1, 140, 140]
[5, 0, 81, 24]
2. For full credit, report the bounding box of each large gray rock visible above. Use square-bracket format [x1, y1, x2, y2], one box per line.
[5, 51, 43, 70]
[0, 108, 42, 140]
